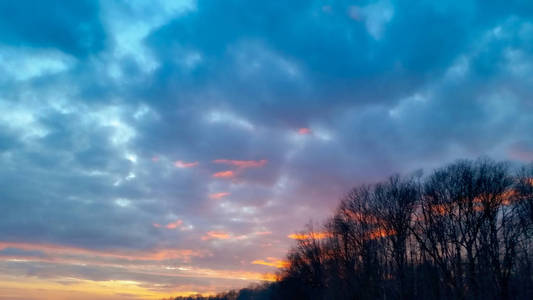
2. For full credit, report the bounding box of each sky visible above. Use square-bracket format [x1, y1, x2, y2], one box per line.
[1, 0, 533, 299]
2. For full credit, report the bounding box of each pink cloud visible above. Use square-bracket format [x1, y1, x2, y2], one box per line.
[212, 170, 235, 178]
[201, 231, 231, 241]
[153, 220, 184, 229]
[255, 231, 272, 236]
[297, 128, 311, 135]
[174, 160, 199, 168]
[209, 192, 230, 199]
[165, 220, 183, 229]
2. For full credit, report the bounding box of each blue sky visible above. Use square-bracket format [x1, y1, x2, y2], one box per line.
[1, 0, 533, 298]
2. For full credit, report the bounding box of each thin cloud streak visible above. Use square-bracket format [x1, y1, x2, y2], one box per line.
[209, 192, 231, 199]
[0, 242, 206, 263]
[201, 231, 231, 241]
[174, 161, 199, 168]
[212, 170, 236, 178]
[213, 159, 268, 168]
[251, 257, 288, 268]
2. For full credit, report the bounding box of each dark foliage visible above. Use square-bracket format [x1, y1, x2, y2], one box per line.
[170, 159, 533, 300]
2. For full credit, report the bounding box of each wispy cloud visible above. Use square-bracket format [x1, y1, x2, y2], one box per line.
[201, 231, 231, 241]
[1, 0, 532, 296]
[209, 192, 231, 199]
[288, 232, 332, 240]
[165, 220, 183, 229]
[0, 242, 207, 263]
[252, 257, 288, 268]
[213, 159, 267, 168]
[174, 160, 199, 168]
[212, 170, 235, 178]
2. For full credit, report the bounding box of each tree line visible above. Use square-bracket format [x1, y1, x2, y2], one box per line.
[172, 158, 533, 300]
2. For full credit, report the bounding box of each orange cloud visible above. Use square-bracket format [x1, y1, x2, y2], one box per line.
[502, 189, 517, 205]
[209, 192, 230, 199]
[298, 128, 311, 135]
[201, 231, 231, 241]
[262, 273, 278, 282]
[174, 160, 199, 168]
[430, 204, 448, 216]
[369, 228, 396, 239]
[153, 223, 161, 228]
[213, 159, 267, 168]
[165, 220, 183, 229]
[212, 170, 235, 178]
[345, 211, 381, 224]
[252, 257, 288, 268]
[0, 241, 205, 263]
[288, 232, 331, 240]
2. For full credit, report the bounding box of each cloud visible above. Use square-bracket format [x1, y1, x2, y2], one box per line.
[174, 160, 199, 168]
[212, 170, 235, 178]
[288, 232, 332, 240]
[165, 220, 183, 229]
[369, 228, 396, 240]
[201, 231, 231, 241]
[0, 241, 206, 263]
[297, 128, 311, 135]
[213, 159, 267, 168]
[251, 257, 288, 268]
[1, 0, 533, 296]
[209, 192, 230, 199]
[0, 1, 107, 57]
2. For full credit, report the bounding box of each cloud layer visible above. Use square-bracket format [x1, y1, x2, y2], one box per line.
[1, 0, 533, 298]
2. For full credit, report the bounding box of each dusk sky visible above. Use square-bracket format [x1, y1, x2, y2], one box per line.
[1, 0, 533, 299]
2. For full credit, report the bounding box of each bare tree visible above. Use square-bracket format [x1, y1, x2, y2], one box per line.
[172, 159, 533, 300]
[370, 175, 418, 299]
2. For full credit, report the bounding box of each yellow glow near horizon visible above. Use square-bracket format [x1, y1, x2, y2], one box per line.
[252, 257, 288, 268]
[0, 240, 278, 299]
[0, 270, 267, 300]
[0, 275, 175, 300]
[288, 232, 331, 240]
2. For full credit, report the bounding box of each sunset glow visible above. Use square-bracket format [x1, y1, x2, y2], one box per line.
[252, 257, 289, 269]
[288, 232, 332, 240]
[209, 192, 231, 199]
[0, 241, 207, 262]
[369, 228, 397, 240]
[201, 231, 232, 241]
[212, 170, 236, 178]
[2, 0, 533, 299]
[165, 220, 184, 229]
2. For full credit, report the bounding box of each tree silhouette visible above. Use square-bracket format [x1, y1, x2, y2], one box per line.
[171, 158, 533, 300]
